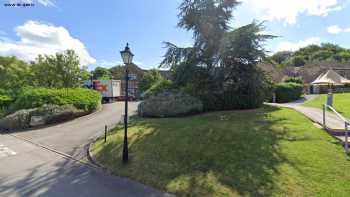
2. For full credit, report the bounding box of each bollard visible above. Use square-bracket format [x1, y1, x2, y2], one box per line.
[323, 105, 326, 128]
[104, 125, 107, 143]
[345, 123, 349, 154]
[327, 93, 333, 107]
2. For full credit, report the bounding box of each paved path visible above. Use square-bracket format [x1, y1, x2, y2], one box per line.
[0, 102, 170, 197]
[268, 95, 349, 143]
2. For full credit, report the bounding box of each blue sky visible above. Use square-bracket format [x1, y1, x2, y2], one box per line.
[1, 0, 350, 70]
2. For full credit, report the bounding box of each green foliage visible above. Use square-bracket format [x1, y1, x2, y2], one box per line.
[92, 66, 112, 80]
[10, 88, 101, 113]
[270, 43, 350, 67]
[160, 0, 274, 111]
[275, 82, 303, 103]
[138, 90, 203, 117]
[0, 104, 86, 130]
[0, 56, 33, 90]
[31, 50, 83, 88]
[92, 107, 350, 196]
[143, 80, 174, 98]
[139, 69, 163, 92]
[269, 51, 293, 64]
[0, 95, 12, 107]
[286, 55, 306, 67]
[284, 77, 304, 84]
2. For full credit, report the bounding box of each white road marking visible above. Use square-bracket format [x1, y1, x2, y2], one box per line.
[0, 144, 17, 158]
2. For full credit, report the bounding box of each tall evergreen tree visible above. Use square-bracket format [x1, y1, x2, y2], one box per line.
[161, 0, 274, 110]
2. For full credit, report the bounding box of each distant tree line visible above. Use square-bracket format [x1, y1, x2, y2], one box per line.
[269, 43, 350, 67]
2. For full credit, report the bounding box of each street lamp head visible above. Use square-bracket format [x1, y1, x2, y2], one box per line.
[120, 43, 134, 65]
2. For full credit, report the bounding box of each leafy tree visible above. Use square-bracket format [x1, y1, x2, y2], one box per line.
[32, 50, 83, 88]
[270, 51, 293, 64]
[160, 0, 274, 110]
[286, 55, 306, 67]
[92, 66, 112, 80]
[0, 56, 33, 91]
[139, 69, 163, 92]
[109, 65, 124, 80]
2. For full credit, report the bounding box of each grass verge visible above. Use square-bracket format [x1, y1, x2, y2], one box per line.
[91, 106, 350, 197]
[303, 93, 350, 118]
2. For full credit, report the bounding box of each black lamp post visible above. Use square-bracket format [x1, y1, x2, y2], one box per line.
[120, 43, 134, 163]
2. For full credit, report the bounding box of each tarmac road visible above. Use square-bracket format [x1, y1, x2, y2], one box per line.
[0, 102, 170, 197]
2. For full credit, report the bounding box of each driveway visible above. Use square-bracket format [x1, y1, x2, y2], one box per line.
[12, 102, 138, 160]
[0, 102, 170, 197]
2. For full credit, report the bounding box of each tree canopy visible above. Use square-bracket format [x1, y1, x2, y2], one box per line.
[0, 50, 90, 92]
[269, 43, 350, 67]
[160, 0, 274, 110]
[139, 69, 163, 92]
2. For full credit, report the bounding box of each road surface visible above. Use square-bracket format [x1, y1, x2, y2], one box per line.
[0, 102, 170, 197]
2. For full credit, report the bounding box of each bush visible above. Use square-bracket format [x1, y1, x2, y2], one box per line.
[0, 104, 87, 130]
[138, 90, 203, 117]
[143, 80, 174, 98]
[10, 88, 101, 113]
[284, 77, 303, 84]
[0, 95, 12, 107]
[275, 82, 303, 103]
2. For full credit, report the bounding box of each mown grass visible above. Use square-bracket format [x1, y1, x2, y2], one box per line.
[91, 106, 350, 197]
[303, 93, 350, 118]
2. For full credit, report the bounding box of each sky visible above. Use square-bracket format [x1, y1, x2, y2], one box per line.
[0, 0, 350, 70]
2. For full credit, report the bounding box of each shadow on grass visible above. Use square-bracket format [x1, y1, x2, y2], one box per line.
[94, 106, 297, 196]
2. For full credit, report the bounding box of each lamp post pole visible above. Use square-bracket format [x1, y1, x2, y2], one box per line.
[123, 63, 129, 163]
[120, 43, 134, 163]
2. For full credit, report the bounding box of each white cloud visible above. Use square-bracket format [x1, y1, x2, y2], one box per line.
[276, 37, 321, 51]
[326, 25, 350, 34]
[242, 0, 342, 24]
[327, 25, 342, 34]
[9, 0, 55, 7]
[0, 20, 96, 66]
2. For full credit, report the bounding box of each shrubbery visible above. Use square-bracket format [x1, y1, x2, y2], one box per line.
[0, 104, 87, 130]
[0, 95, 12, 108]
[10, 88, 101, 113]
[275, 82, 303, 103]
[284, 77, 304, 84]
[143, 80, 174, 98]
[138, 90, 203, 117]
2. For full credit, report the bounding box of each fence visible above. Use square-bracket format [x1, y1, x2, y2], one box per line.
[323, 104, 349, 153]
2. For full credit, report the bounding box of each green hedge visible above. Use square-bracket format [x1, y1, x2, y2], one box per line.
[10, 88, 101, 113]
[284, 77, 304, 84]
[138, 90, 203, 117]
[144, 80, 174, 98]
[275, 82, 303, 103]
[0, 95, 12, 107]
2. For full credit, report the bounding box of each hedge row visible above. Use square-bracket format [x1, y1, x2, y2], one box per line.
[0, 95, 12, 107]
[275, 82, 303, 103]
[10, 88, 102, 113]
[139, 90, 203, 117]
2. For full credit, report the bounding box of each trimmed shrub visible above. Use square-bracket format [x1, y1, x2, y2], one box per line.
[143, 80, 174, 98]
[10, 88, 101, 113]
[275, 82, 303, 103]
[138, 90, 203, 117]
[0, 95, 12, 108]
[0, 104, 87, 130]
[284, 77, 304, 84]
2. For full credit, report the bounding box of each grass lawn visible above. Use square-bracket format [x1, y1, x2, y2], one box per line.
[91, 106, 350, 197]
[303, 93, 350, 118]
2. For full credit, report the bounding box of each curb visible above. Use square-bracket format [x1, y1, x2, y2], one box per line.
[86, 141, 114, 174]
[8, 133, 100, 170]
[86, 136, 175, 197]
